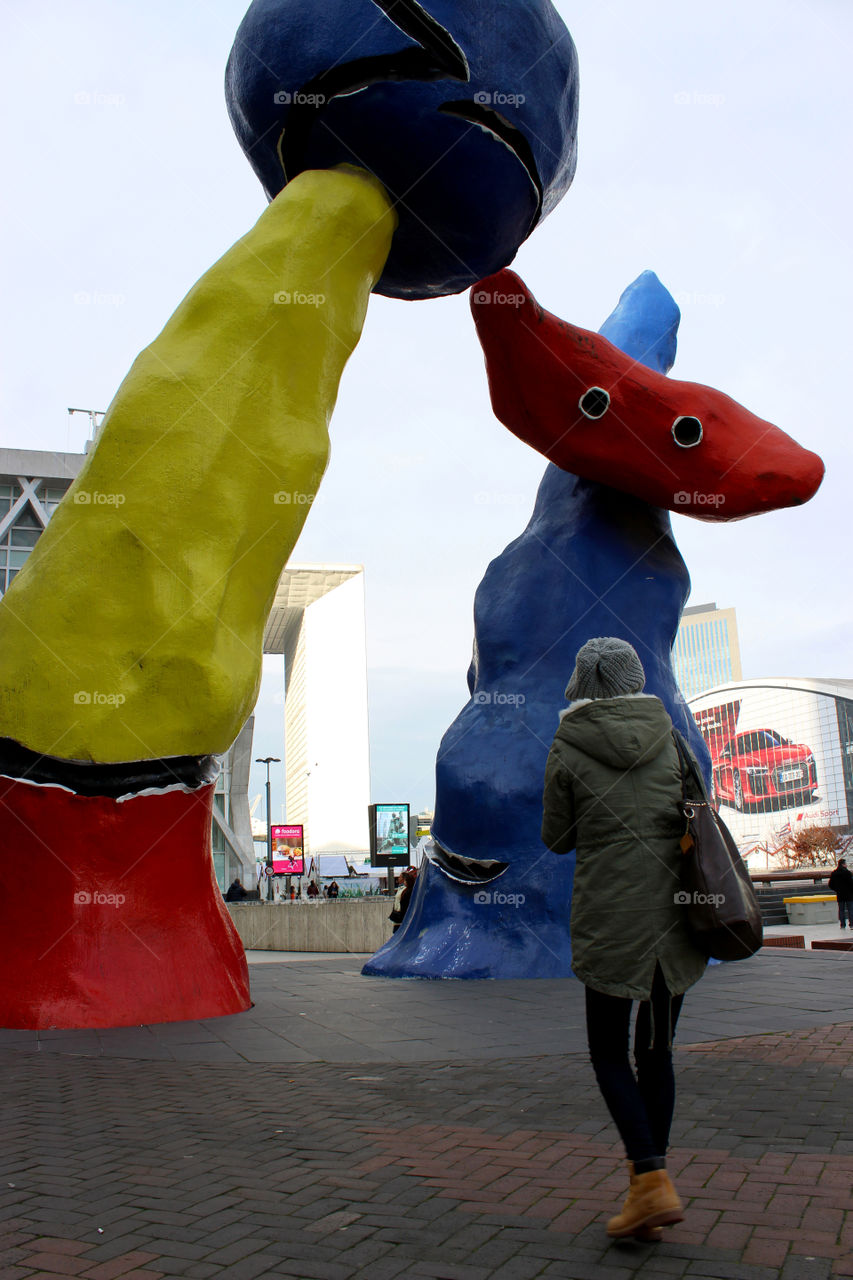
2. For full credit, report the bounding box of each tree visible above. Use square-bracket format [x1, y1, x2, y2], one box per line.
[757, 824, 853, 871]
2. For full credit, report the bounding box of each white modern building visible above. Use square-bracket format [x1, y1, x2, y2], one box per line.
[263, 565, 371, 857]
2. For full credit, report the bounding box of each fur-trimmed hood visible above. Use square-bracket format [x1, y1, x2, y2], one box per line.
[553, 693, 673, 771]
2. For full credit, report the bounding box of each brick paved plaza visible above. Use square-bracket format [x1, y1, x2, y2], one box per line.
[2, 949, 853, 1279]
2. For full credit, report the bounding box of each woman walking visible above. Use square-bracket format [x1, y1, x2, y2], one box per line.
[541, 637, 706, 1240]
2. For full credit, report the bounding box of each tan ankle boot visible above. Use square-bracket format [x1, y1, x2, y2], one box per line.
[633, 1223, 664, 1242]
[624, 1162, 663, 1242]
[607, 1167, 683, 1238]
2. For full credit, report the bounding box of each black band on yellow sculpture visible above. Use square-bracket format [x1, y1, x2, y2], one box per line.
[0, 737, 219, 798]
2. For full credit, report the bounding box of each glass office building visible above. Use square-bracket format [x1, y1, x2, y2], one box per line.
[0, 448, 254, 888]
[673, 601, 743, 700]
[0, 449, 83, 594]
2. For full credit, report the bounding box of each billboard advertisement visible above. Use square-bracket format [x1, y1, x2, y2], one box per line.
[689, 684, 849, 859]
[369, 803, 410, 867]
[270, 824, 305, 875]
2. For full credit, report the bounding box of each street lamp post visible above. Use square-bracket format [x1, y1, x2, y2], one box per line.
[256, 756, 280, 900]
[305, 762, 319, 888]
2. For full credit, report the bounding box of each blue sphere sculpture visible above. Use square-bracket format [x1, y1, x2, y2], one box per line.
[226, 0, 579, 299]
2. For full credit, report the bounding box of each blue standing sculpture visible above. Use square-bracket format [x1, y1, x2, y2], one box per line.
[364, 271, 711, 979]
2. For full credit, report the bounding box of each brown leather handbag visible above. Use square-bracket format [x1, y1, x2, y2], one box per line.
[672, 729, 763, 962]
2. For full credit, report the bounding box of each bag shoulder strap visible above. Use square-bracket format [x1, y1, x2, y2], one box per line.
[671, 727, 711, 805]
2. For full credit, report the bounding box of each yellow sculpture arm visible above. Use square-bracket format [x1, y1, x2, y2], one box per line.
[0, 167, 395, 763]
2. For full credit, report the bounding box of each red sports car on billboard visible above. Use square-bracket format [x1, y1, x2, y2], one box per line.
[713, 729, 818, 811]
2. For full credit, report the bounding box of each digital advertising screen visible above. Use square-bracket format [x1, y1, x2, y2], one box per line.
[270, 824, 305, 875]
[689, 685, 848, 860]
[369, 803, 410, 867]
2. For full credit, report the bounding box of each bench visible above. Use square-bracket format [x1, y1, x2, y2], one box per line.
[762, 935, 805, 949]
[811, 940, 853, 952]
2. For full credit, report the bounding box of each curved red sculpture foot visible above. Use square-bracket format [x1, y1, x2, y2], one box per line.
[0, 777, 250, 1029]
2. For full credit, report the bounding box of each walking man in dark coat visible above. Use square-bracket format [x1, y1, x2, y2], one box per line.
[827, 858, 853, 929]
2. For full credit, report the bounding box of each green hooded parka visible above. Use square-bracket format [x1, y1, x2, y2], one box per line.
[542, 693, 707, 1000]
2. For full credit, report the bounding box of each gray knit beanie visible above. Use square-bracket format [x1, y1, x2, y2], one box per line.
[565, 637, 646, 701]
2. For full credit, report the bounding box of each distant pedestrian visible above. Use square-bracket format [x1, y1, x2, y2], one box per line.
[389, 867, 417, 933]
[542, 637, 707, 1241]
[327, 880, 339, 899]
[827, 858, 853, 929]
[307, 880, 319, 899]
[224, 878, 246, 902]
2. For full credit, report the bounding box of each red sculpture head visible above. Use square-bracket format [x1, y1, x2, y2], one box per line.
[471, 270, 824, 521]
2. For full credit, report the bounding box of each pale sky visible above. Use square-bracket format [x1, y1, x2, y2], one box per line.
[1, 0, 850, 820]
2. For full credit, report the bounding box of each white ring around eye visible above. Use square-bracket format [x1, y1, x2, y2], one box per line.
[672, 415, 703, 447]
[578, 387, 610, 419]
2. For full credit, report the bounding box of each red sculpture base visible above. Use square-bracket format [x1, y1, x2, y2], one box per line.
[0, 776, 251, 1029]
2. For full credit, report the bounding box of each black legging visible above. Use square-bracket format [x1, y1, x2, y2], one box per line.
[585, 964, 684, 1164]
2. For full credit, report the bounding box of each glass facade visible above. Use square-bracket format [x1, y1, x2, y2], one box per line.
[211, 759, 244, 890]
[837, 698, 853, 827]
[0, 479, 72, 594]
[673, 604, 742, 700]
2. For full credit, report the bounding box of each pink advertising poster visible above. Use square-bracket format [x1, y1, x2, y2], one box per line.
[270, 824, 305, 875]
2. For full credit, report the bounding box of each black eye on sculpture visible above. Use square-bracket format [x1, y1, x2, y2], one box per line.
[672, 415, 703, 447]
[579, 387, 610, 419]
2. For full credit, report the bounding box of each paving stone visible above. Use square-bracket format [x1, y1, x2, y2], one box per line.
[350, 1261, 411, 1280]
[408, 1263, 494, 1279]
[535, 1261, 635, 1280]
[485, 1259, 555, 1279]
[779, 1259, 834, 1280]
[2, 956, 853, 1279]
[684, 1262, 782, 1280]
[18, 1254, 91, 1276]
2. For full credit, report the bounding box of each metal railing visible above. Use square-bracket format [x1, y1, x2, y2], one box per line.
[750, 868, 833, 885]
